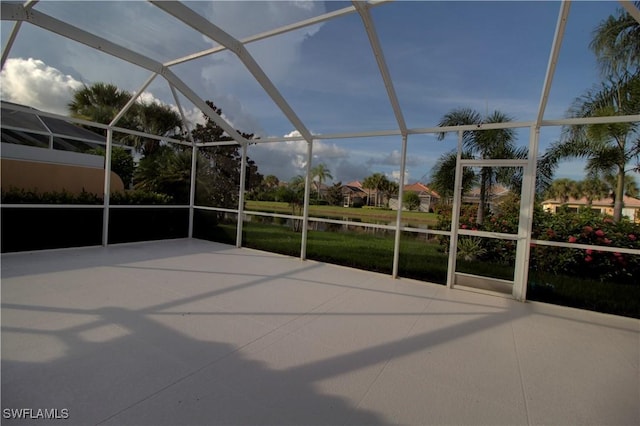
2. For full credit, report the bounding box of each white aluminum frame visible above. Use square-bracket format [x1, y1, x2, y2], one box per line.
[1, 0, 639, 303]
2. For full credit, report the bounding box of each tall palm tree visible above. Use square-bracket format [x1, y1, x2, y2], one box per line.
[604, 172, 639, 198]
[429, 150, 477, 203]
[362, 173, 389, 207]
[136, 101, 182, 155]
[541, 5, 640, 222]
[590, 2, 640, 79]
[436, 108, 525, 224]
[68, 83, 135, 132]
[311, 163, 332, 201]
[69, 82, 183, 154]
[540, 75, 639, 222]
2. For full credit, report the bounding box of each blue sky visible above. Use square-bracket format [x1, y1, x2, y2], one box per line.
[1, 1, 634, 185]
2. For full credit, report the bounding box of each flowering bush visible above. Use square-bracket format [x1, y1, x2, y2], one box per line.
[531, 207, 639, 284]
[434, 196, 639, 284]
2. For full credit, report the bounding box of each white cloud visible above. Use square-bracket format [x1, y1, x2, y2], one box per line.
[249, 129, 349, 181]
[367, 149, 424, 168]
[0, 57, 82, 115]
[388, 170, 410, 183]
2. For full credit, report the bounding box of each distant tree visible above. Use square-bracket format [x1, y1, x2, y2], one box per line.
[581, 177, 610, 206]
[384, 181, 399, 207]
[544, 178, 581, 204]
[363, 173, 390, 207]
[403, 191, 421, 211]
[325, 182, 344, 206]
[311, 163, 333, 201]
[263, 175, 280, 189]
[275, 176, 305, 231]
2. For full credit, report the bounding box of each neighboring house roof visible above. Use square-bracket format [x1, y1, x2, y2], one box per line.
[542, 195, 640, 208]
[344, 180, 363, 189]
[342, 185, 367, 195]
[403, 182, 440, 198]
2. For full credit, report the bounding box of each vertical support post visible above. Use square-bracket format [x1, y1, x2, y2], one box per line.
[392, 135, 408, 278]
[513, 126, 540, 300]
[300, 140, 313, 260]
[188, 143, 197, 238]
[169, 83, 196, 239]
[1, 21, 21, 70]
[236, 143, 248, 248]
[102, 128, 113, 246]
[446, 130, 464, 288]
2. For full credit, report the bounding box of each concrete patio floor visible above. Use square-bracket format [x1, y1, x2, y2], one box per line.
[2, 238, 638, 425]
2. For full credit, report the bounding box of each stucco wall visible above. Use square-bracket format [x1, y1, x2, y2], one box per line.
[1, 158, 124, 195]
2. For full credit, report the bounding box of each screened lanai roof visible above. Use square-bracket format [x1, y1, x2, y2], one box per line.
[1, 1, 639, 181]
[1, 101, 105, 143]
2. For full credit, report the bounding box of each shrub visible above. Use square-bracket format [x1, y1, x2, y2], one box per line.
[403, 191, 421, 211]
[1, 187, 173, 205]
[351, 197, 365, 208]
[110, 190, 173, 205]
[531, 208, 639, 284]
[433, 196, 640, 284]
[1, 187, 101, 204]
[457, 237, 487, 261]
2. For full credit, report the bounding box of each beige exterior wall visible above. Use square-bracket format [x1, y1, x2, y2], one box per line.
[542, 202, 639, 223]
[1, 158, 124, 195]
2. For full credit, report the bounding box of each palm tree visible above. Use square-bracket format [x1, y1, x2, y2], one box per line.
[429, 150, 477, 203]
[541, 6, 640, 222]
[436, 108, 525, 224]
[362, 173, 389, 207]
[540, 75, 639, 222]
[581, 177, 610, 206]
[603, 172, 639, 198]
[134, 145, 207, 204]
[544, 178, 579, 204]
[69, 82, 183, 154]
[136, 101, 182, 155]
[311, 163, 332, 201]
[68, 83, 136, 132]
[590, 2, 640, 79]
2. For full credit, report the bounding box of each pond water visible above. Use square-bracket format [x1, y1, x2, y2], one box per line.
[239, 213, 431, 236]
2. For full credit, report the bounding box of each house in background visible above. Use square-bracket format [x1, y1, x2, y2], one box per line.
[542, 195, 640, 223]
[341, 181, 369, 207]
[462, 184, 512, 212]
[1, 101, 124, 195]
[389, 182, 440, 212]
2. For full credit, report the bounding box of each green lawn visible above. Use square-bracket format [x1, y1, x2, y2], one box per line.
[195, 216, 638, 318]
[244, 200, 438, 226]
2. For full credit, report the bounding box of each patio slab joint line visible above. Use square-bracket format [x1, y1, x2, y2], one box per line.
[353, 286, 441, 415]
[511, 321, 532, 426]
